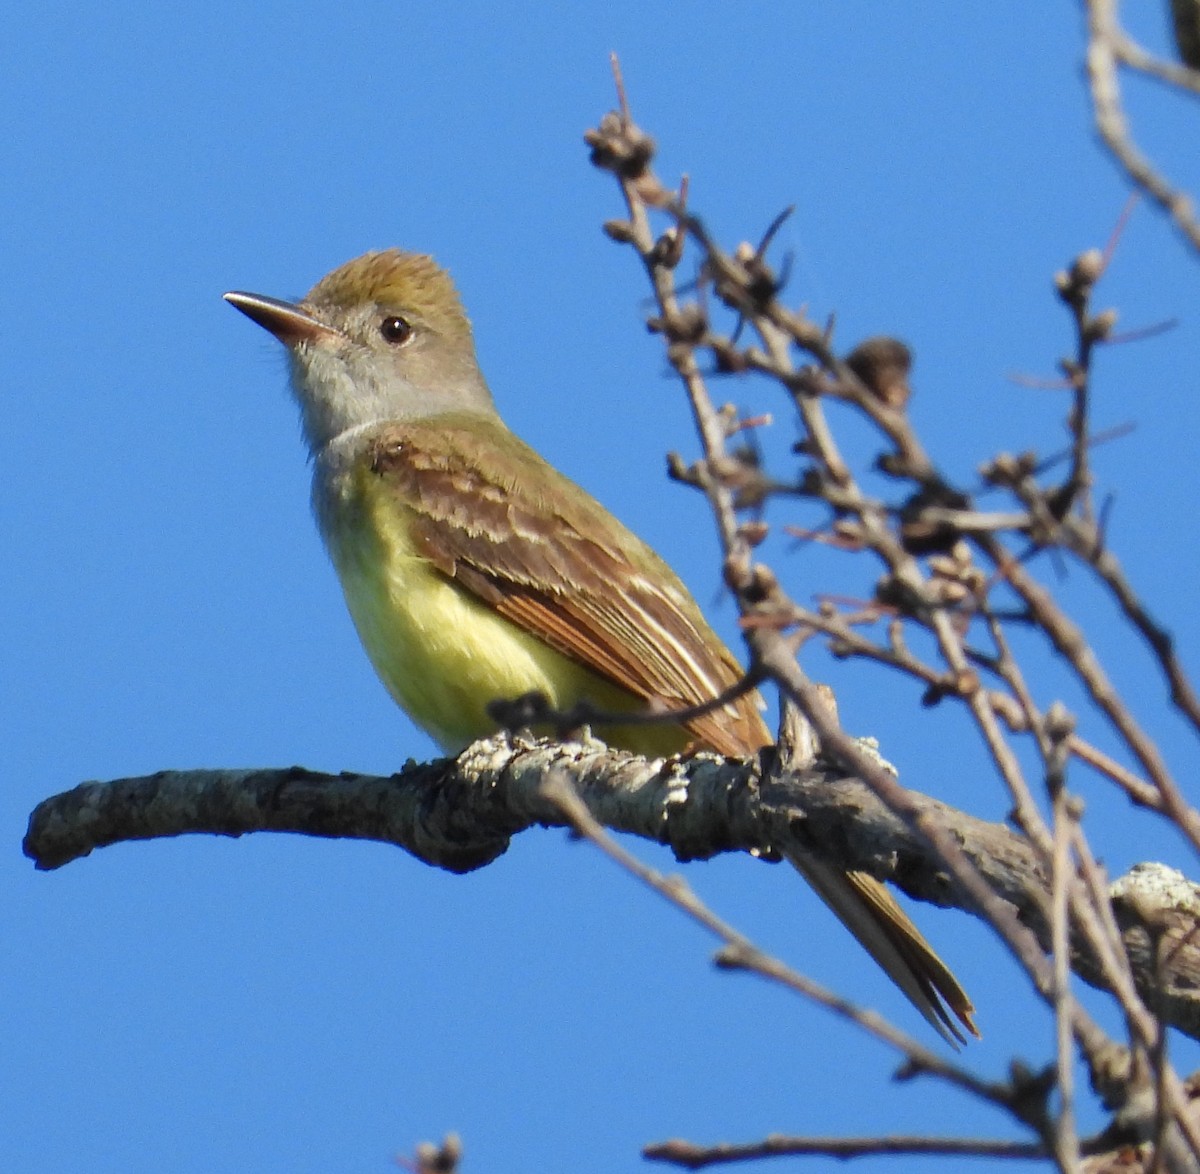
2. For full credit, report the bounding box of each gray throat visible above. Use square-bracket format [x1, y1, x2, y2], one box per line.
[308, 423, 382, 558]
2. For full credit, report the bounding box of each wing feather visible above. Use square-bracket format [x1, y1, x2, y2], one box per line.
[364, 416, 768, 753]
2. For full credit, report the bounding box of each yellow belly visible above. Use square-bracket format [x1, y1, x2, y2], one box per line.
[327, 474, 686, 757]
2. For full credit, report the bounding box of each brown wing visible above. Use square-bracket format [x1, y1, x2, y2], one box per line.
[363, 414, 769, 754]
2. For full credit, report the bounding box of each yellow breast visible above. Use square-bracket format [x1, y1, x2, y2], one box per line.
[325, 469, 682, 755]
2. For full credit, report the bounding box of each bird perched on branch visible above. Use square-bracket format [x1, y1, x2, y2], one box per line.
[225, 249, 976, 1043]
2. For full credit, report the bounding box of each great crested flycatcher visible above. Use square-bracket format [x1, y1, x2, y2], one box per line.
[224, 249, 976, 1043]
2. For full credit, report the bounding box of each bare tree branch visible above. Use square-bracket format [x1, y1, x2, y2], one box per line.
[23, 733, 1200, 1043]
[584, 52, 1200, 1163]
[1084, 0, 1200, 255]
[644, 1134, 1049, 1167]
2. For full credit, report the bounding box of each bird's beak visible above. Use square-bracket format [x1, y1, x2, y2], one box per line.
[223, 291, 339, 347]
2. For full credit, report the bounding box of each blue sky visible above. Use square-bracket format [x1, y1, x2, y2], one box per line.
[6, 4, 1200, 1172]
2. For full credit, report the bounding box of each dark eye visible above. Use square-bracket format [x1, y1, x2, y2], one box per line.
[379, 316, 412, 345]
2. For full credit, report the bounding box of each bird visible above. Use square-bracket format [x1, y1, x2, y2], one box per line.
[224, 249, 976, 1043]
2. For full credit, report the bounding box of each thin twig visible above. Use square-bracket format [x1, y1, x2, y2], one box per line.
[540, 772, 1019, 1110]
[644, 1133, 1048, 1167]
